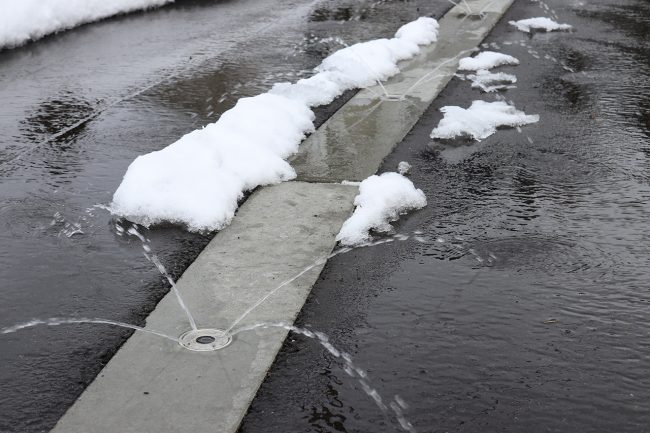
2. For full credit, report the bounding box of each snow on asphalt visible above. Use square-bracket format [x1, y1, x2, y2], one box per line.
[0, 0, 174, 49]
[466, 69, 517, 93]
[509, 17, 572, 33]
[457, 51, 519, 71]
[430, 100, 539, 141]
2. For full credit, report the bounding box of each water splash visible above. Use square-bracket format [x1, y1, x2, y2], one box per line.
[231, 322, 416, 433]
[225, 230, 493, 334]
[1, 317, 177, 342]
[122, 223, 198, 331]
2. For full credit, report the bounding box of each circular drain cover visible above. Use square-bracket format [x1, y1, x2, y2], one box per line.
[178, 329, 232, 352]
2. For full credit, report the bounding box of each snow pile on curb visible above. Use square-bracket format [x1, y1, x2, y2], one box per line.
[466, 70, 517, 93]
[0, 0, 174, 50]
[111, 17, 439, 231]
[509, 17, 572, 33]
[337, 172, 427, 246]
[430, 100, 539, 141]
[270, 17, 439, 106]
[458, 51, 519, 71]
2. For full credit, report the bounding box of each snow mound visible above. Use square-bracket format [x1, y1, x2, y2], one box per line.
[337, 172, 427, 246]
[112, 17, 439, 231]
[112, 94, 314, 231]
[394, 17, 440, 45]
[271, 17, 439, 106]
[0, 0, 174, 50]
[430, 100, 539, 141]
[458, 51, 519, 71]
[467, 70, 517, 93]
[509, 17, 572, 33]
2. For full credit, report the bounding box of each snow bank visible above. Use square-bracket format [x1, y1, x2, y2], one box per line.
[112, 94, 314, 230]
[509, 17, 572, 33]
[112, 17, 439, 231]
[336, 172, 427, 246]
[0, 0, 174, 50]
[430, 100, 539, 141]
[467, 70, 517, 92]
[458, 51, 519, 71]
[270, 17, 439, 106]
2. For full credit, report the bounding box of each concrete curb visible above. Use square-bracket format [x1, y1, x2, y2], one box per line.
[53, 1, 513, 431]
[292, 0, 514, 182]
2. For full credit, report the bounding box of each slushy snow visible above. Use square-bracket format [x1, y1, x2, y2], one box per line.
[467, 70, 517, 93]
[509, 17, 572, 33]
[397, 161, 412, 175]
[430, 100, 539, 141]
[458, 51, 519, 71]
[336, 172, 427, 246]
[111, 17, 439, 231]
[0, 0, 174, 50]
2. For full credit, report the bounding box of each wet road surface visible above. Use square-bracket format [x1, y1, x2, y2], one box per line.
[0, 0, 448, 431]
[240, 0, 650, 432]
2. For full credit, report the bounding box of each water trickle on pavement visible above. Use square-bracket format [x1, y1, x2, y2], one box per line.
[239, 0, 650, 432]
[0, 1, 449, 430]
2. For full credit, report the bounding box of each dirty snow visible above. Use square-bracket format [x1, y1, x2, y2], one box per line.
[111, 17, 439, 231]
[0, 0, 174, 50]
[467, 69, 517, 92]
[458, 51, 519, 71]
[509, 17, 572, 33]
[336, 172, 427, 246]
[397, 161, 412, 175]
[430, 100, 539, 141]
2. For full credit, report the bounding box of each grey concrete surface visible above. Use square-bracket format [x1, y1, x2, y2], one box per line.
[291, 0, 514, 182]
[52, 182, 356, 433]
[51, 0, 515, 431]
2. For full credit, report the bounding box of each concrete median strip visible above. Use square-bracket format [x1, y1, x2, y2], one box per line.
[53, 0, 513, 431]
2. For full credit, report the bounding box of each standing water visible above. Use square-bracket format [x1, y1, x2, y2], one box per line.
[239, 0, 650, 431]
[0, 0, 451, 431]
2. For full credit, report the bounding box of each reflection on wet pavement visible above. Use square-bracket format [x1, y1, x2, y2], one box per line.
[240, 0, 650, 432]
[0, 0, 448, 431]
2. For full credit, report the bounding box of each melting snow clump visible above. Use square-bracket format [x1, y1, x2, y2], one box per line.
[509, 17, 572, 33]
[430, 100, 539, 141]
[271, 17, 439, 106]
[0, 0, 174, 49]
[467, 70, 517, 92]
[111, 17, 439, 231]
[337, 172, 427, 246]
[458, 51, 519, 71]
[397, 161, 412, 175]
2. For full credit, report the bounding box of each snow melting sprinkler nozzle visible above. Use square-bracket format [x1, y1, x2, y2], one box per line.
[179, 328, 232, 351]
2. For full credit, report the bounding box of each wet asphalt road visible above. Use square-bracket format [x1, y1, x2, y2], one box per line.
[240, 0, 650, 432]
[0, 0, 448, 431]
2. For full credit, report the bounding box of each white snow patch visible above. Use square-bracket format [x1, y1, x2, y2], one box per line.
[271, 17, 439, 106]
[430, 100, 539, 141]
[397, 161, 412, 175]
[509, 17, 572, 33]
[458, 51, 520, 71]
[467, 69, 517, 92]
[111, 17, 439, 231]
[394, 17, 440, 45]
[336, 172, 427, 246]
[0, 0, 174, 50]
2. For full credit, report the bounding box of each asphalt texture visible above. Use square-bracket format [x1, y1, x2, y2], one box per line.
[0, 0, 449, 431]
[239, 0, 650, 432]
